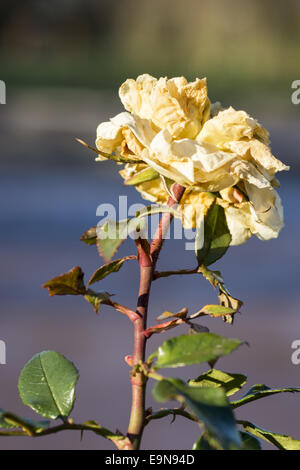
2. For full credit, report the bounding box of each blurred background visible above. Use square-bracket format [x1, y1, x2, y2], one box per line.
[0, 0, 299, 450]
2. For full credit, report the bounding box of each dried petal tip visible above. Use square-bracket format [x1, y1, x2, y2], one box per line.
[76, 138, 89, 147]
[76, 138, 102, 154]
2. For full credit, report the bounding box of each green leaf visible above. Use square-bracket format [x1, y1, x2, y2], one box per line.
[18, 351, 79, 419]
[241, 432, 262, 450]
[232, 384, 300, 409]
[199, 265, 223, 288]
[152, 378, 241, 450]
[152, 333, 243, 369]
[190, 304, 236, 319]
[80, 226, 97, 245]
[199, 265, 243, 324]
[43, 266, 86, 296]
[0, 409, 50, 433]
[189, 369, 247, 397]
[156, 308, 188, 321]
[193, 430, 260, 450]
[88, 257, 135, 286]
[196, 202, 231, 267]
[239, 420, 300, 450]
[193, 432, 222, 450]
[124, 167, 159, 185]
[96, 219, 129, 262]
[0, 409, 17, 429]
[218, 284, 243, 320]
[97, 218, 146, 262]
[84, 290, 113, 313]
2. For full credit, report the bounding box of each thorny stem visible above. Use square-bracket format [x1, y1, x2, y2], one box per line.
[127, 183, 186, 450]
[153, 267, 199, 280]
[144, 408, 198, 425]
[0, 421, 133, 449]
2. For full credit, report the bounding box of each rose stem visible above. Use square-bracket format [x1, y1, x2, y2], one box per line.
[127, 183, 185, 449]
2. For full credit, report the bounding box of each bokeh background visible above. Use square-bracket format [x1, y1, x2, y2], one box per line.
[0, 0, 300, 450]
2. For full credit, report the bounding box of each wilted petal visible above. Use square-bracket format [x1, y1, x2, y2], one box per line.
[110, 112, 156, 148]
[96, 111, 156, 161]
[244, 183, 284, 240]
[198, 107, 269, 147]
[142, 129, 238, 187]
[224, 205, 253, 245]
[152, 76, 209, 138]
[119, 74, 157, 120]
[95, 121, 123, 158]
[225, 139, 289, 177]
[180, 191, 215, 228]
[224, 185, 284, 244]
[120, 128, 145, 158]
[219, 187, 246, 204]
[119, 74, 209, 140]
[230, 160, 271, 189]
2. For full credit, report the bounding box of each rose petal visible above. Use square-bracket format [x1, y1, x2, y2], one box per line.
[225, 139, 289, 177]
[230, 160, 271, 189]
[95, 121, 123, 158]
[119, 74, 209, 139]
[198, 107, 269, 147]
[224, 205, 253, 245]
[119, 74, 157, 120]
[245, 183, 284, 240]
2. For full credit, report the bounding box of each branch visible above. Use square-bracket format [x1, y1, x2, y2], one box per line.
[0, 421, 134, 450]
[107, 300, 140, 323]
[127, 183, 186, 449]
[143, 318, 186, 338]
[144, 408, 198, 425]
[150, 184, 186, 264]
[153, 267, 199, 280]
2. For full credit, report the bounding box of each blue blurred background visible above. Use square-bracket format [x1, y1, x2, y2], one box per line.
[0, 0, 300, 450]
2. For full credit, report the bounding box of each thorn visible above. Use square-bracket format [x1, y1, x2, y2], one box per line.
[208, 359, 217, 369]
[125, 355, 133, 367]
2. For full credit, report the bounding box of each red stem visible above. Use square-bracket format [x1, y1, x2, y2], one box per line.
[126, 183, 185, 449]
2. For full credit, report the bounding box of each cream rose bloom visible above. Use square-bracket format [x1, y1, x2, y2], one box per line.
[95, 74, 289, 245]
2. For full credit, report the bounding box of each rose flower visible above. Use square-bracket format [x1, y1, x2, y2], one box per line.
[95, 74, 289, 245]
